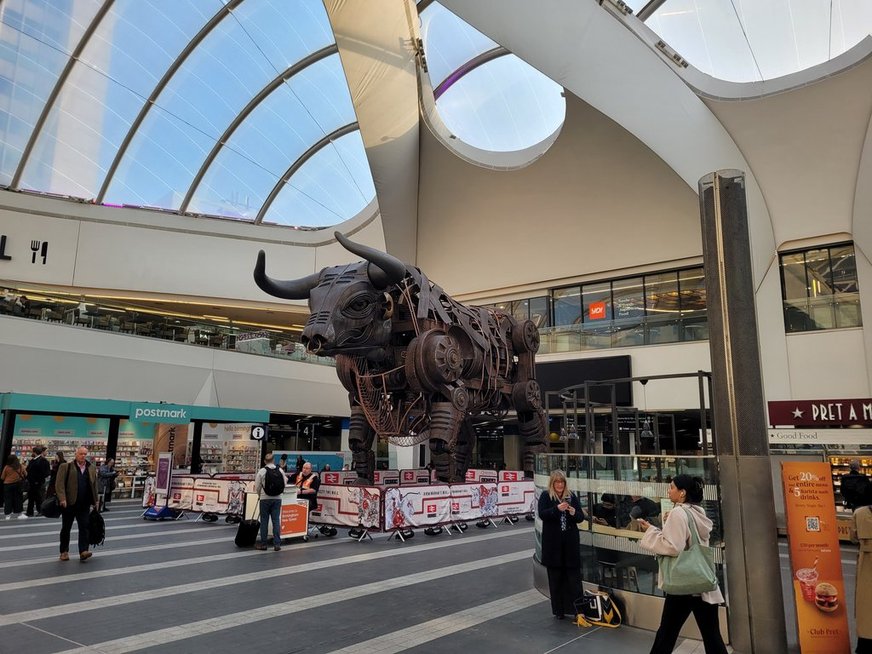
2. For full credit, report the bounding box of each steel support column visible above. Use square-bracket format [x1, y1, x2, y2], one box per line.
[698, 170, 787, 653]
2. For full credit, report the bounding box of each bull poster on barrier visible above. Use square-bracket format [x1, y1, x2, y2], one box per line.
[167, 476, 194, 510]
[497, 480, 535, 516]
[192, 478, 252, 514]
[450, 483, 499, 521]
[384, 485, 451, 530]
[318, 484, 381, 528]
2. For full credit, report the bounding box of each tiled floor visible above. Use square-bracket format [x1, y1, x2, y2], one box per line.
[0, 500, 857, 653]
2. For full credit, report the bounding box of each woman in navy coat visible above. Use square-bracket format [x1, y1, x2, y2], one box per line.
[538, 469, 584, 619]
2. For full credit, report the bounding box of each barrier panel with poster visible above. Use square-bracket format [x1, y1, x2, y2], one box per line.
[317, 484, 382, 528]
[450, 483, 499, 522]
[383, 485, 451, 530]
[781, 461, 851, 654]
[465, 468, 498, 483]
[192, 476, 253, 515]
[400, 468, 430, 485]
[496, 480, 535, 516]
[167, 475, 196, 510]
[321, 471, 359, 486]
[373, 469, 400, 486]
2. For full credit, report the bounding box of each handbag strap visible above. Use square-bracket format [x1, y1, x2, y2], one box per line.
[680, 505, 703, 547]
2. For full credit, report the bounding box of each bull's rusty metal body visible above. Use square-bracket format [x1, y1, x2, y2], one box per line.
[254, 232, 546, 481]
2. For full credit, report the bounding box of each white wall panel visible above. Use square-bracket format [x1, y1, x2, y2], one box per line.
[0, 317, 349, 416]
[756, 260, 792, 401]
[0, 208, 79, 285]
[73, 220, 316, 302]
[785, 329, 870, 399]
[418, 95, 702, 296]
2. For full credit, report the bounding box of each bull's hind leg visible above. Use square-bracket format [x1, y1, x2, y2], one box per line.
[349, 405, 376, 482]
[519, 409, 547, 478]
[426, 402, 465, 482]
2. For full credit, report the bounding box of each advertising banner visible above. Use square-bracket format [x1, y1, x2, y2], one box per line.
[167, 475, 194, 510]
[450, 483, 499, 521]
[373, 469, 400, 486]
[155, 452, 173, 495]
[383, 485, 451, 530]
[496, 480, 536, 516]
[781, 462, 851, 654]
[400, 468, 431, 485]
[317, 484, 381, 528]
[280, 501, 309, 538]
[498, 470, 525, 482]
[464, 468, 497, 483]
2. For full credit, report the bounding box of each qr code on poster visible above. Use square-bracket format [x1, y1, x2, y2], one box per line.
[805, 516, 821, 532]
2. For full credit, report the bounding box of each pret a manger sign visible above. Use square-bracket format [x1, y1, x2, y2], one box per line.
[781, 462, 850, 654]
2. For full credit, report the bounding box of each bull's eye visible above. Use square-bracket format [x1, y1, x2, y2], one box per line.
[345, 293, 374, 318]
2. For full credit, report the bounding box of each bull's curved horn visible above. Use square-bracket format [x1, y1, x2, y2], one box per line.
[334, 231, 406, 289]
[253, 250, 320, 300]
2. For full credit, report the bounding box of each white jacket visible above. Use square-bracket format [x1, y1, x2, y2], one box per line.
[640, 503, 725, 604]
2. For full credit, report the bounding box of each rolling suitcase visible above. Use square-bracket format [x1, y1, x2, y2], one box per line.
[234, 501, 260, 548]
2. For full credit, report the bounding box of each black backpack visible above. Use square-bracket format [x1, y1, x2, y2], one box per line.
[263, 466, 285, 496]
[88, 508, 105, 546]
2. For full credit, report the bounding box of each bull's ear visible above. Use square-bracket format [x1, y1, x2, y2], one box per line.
[381, 292, 394, 320]
[334, 231, 406, 289]
[253, 250, 320, 300]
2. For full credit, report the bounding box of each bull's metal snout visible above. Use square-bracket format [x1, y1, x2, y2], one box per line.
[304, 334, 326, 354]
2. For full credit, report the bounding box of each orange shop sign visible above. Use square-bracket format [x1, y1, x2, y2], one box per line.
[781, 462, 850, 653]
[588, 301, 606, 320]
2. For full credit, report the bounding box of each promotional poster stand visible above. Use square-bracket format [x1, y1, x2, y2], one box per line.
[142, 452, 185, 521]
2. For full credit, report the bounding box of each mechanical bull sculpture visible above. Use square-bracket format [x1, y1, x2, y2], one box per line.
[254, 232, 546, 482]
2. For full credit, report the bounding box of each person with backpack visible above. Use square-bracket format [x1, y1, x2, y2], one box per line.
[254, 452, 286, 551]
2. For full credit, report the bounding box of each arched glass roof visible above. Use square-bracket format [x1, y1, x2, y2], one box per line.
[638, 0, 872, 82]
[419, 2, 565, 154]
[0, 0, 375, 229]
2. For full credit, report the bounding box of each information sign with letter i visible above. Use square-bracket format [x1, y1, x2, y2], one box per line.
[781, 462, 850, 654]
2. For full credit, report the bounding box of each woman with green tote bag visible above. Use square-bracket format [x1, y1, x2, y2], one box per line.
[638, 475, 727, 654]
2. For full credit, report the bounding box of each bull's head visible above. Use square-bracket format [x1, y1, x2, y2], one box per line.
[254, 231, 407, 356]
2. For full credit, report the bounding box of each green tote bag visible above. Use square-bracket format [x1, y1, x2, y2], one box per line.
[657, 505, 718, 595]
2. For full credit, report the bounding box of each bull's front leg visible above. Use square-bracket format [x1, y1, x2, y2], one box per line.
[426, 401, 466, 482]
[348, 404, 376, 482]
[518, 408, 547, 479]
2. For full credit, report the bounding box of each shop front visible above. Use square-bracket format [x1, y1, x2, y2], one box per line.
[768, 398, 872, 537]
[0, 393, 269, 496]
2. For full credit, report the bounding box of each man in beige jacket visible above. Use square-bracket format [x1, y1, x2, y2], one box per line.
[56, 446, 99, 561]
